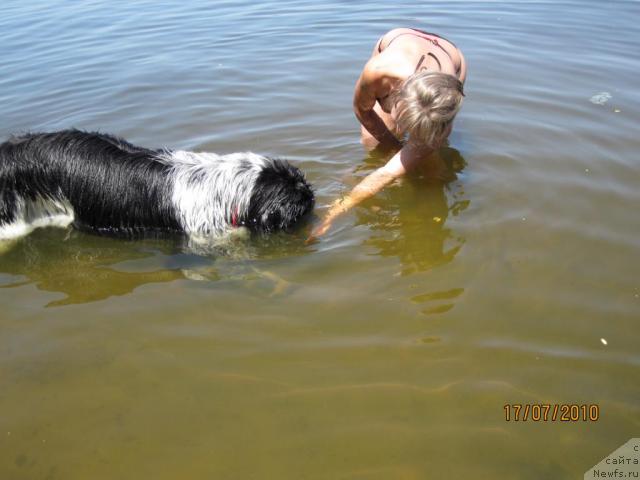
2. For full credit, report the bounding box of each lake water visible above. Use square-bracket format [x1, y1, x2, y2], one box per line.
[1, 1, 638, 479]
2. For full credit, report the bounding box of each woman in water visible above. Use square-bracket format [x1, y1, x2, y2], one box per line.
[311, 28, 467, 238]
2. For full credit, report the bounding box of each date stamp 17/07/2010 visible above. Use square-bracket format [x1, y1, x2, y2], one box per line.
[503, 404, 600, 422]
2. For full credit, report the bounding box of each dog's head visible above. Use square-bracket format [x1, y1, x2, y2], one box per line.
[242, 158, 314, 233]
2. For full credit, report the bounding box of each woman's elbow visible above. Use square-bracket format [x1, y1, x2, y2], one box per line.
[353, 96, 372, 119]
[353, 103, 367, 122]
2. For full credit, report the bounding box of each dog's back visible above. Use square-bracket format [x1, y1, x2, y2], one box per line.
[0, 130, 314, 241]
[0, 130, 180, 238]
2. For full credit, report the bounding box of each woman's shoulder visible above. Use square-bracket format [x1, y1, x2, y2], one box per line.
[379, 27, 419, 44]
[362, 53, 413, 86]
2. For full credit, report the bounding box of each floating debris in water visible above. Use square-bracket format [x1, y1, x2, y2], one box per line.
[420, 336, 441, 344]
[590, 92, 611, 105]
[585, 168, 590, 173]
[433, 216, 442, 223]
[600, 338, 608, 345]
[613, 108, 621, 113]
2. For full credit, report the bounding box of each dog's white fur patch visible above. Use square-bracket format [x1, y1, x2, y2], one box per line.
[0, 195, 74, 240]
[164, 150, 267, 237]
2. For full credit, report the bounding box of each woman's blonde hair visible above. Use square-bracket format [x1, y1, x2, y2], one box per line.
[392, 71, 465, 148]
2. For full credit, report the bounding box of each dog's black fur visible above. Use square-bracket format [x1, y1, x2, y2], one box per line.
[0, 130, 314, 238]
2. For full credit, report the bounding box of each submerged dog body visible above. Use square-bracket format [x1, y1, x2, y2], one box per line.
[0, 130, 314, 240]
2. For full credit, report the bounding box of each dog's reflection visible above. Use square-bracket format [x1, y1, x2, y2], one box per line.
[0, 229, 304, 306]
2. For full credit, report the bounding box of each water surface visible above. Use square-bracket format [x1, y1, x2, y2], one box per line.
[1, 1, 639, 479]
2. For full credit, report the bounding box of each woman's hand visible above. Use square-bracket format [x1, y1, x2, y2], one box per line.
[306, 198, 349, 243]
[307, 218, 333, 242]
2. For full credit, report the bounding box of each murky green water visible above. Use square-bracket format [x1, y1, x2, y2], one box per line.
[1, 1, 638, 478]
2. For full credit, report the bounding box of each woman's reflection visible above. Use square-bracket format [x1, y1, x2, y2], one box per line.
[355, 145, 469, 276]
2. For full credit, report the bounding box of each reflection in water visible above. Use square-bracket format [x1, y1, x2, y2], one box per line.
[355, 146, 469, 276]
[0, 230, 190, 306]
[411, 287, 465, 315]
[0, 227, 310, 306]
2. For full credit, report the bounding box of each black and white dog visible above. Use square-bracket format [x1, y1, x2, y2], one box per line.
[0, 130, 314, 241]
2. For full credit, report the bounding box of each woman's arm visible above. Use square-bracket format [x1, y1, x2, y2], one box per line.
[309, 141, 431, 239]
[353, 60, 403, 150]
[310, 167, 396, 238]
